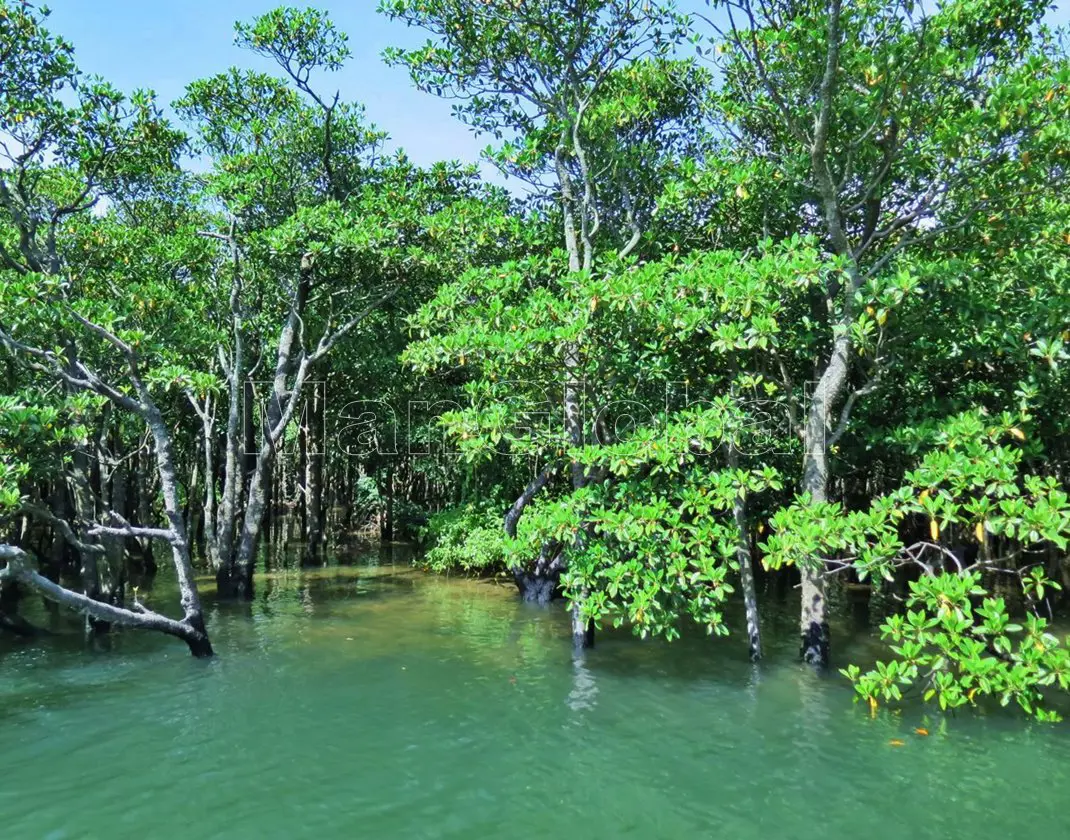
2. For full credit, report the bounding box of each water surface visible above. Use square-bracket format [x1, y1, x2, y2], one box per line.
[3, 545, 1068, 839]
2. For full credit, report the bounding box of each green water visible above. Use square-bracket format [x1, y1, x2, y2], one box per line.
[3, 546, 1069, 839]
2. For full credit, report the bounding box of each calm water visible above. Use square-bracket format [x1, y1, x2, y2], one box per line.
[3, 545, 1069, 839]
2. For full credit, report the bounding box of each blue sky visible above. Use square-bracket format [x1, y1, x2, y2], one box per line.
[45, 1, 490, 169]
[44, 1, 1070, 177]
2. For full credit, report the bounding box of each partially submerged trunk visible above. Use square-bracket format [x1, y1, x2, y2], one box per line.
[726, 416, 762, 662]
[735, 490, 762, 663]
[102, 446, 129, 611]
[563, 349, 594, 650]
[505, 467, 560, 604]
[144, 405, 214, 655]
[379, 463, 394, 541]
[571, 600, 595, 652]
[515, 572, 557, 604]
[515, 541, 566, 605]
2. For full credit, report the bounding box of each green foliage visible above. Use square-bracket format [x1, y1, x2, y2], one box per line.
[762, 410, 1070, 580]
[513, 454, 781, 640]
[235, 6, 351, 74]
[419, 502, 507, 575]
[842, 570, 1070, 723]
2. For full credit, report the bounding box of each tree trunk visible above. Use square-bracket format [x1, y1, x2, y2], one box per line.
[42, 481, 67, 618]
[69, 444, 108, 634]
[135, 447, 157, 574]
[505, 467, 558, 603]
[571, 601, 595, 651]
[380, 463, 395, 541]
[215, 223, 245, 577]
[229, 259, 314, 594]
[196, 394, 219, 568]
[304, 384, 324, 562]
[103, 447, 129, 609]
[735, 491, 762, 662]
[143, 405, 212, 654]
[563, 349, 594, 649]
[515, 573, 557, 604]
[798, 336, 850, 667]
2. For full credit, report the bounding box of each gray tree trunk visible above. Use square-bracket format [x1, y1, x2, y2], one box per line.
[304, 385, 324, 562]
[734, 489, 762, 662]
[69, 444, 106, 633]
[798, 334, 851, 666]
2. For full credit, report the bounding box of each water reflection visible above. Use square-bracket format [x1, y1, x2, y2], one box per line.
[567, 653, 599, 713]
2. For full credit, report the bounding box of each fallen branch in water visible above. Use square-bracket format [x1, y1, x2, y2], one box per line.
[0, 544, 213, 656]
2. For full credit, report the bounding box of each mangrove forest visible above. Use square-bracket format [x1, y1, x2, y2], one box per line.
[3, 0, 1070, 835]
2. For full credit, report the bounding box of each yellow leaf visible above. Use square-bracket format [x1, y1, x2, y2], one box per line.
[889, 739, 905, 747]
[1045, 89, 1056, 103]
[1009, 427, 1025, 441]
[914, 727, 929, 736]
[930, 519, 940, 541]
[735, 184, 749, 200]
[975, 521, 985, 543]
[919, 489, 930, 503]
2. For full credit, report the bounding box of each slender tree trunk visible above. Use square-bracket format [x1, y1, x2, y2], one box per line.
[143, 406, 212, 654]
[380, 463, 395, 541]
[228, 259, 313, 595]
[186, 458, 203, 561]
[196, 394, 219, 568]
[69, 444, 108, 633]
[553, 142, 596, 648]
[136, 447, 157, 574]
[571, 601, 594, 651]
[216, 375, 240, 570]
[735, 493, 762, 662]
[215, 218, 245, 578]
[796, 0, 852, 669]
[42, 481, 66, 618]
[727, 430, 762, 662]
[304, 384, 324, 562]
[564, 357, 594, 649]
[104, 448, 129, 609]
